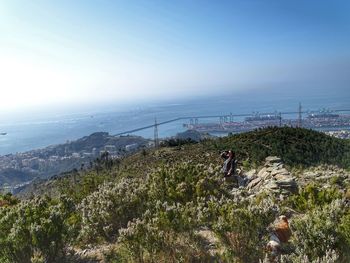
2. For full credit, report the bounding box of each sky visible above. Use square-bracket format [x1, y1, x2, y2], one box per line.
[0, 0, 349, 114]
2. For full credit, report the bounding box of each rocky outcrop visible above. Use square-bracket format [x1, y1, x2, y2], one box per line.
[236, 158, 350, 201]
[246, 156, 298, 196]
[232, 156, 350, 200]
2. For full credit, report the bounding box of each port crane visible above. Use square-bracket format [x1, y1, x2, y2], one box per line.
[113, 108, 350, 136]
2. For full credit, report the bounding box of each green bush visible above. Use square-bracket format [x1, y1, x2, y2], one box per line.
[211, 198, 278, 262]
[281, 249, 339, 263]
[285, 183, 342, 212]
[118, 202, 211, 262]
[79, 178, 148, 243]
[289, 200, 346, 261]
[338, 211, 350, 261]
[148, 163, 224, 205]
[0, 196, 75, 263]
[100, 163, 225, 261]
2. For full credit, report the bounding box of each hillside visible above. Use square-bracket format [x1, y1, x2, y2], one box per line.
[0, 132, 150, 189]
[0, 168, 34, 186]
[1, 127, 350, 263]
[213, 126, 350, 168]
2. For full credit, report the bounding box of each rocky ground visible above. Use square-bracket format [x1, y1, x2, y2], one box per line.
[227, 156, 350, 200]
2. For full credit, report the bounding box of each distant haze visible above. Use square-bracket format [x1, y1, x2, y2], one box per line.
[0, 0, 349, 114]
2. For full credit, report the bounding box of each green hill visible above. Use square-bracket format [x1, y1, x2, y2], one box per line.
[1, 127, 350, 263]
[212, 126, 350, 168]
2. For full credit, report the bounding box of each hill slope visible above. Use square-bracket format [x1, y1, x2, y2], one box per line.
[0, 132, 150, 188]
[3, 127, 350, 263]
[212, 126, 350, 168]
[16, 127, 350, 199]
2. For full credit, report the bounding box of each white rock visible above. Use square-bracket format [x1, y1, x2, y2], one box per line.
[247, 177, 262, 189]
[257, 167, 268, 178]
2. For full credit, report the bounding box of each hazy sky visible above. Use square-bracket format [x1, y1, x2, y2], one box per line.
[0, 0, 349, 113]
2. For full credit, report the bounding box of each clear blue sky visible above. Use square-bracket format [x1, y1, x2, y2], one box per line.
[0, 0, 349, 113]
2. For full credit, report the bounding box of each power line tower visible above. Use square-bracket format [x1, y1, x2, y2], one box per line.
[154, 118, 159, 148]
[298, 102, 302, 128]
[279, 112, 282, 127]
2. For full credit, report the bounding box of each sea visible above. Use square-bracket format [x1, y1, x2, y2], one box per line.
[0, 87, 349, 156]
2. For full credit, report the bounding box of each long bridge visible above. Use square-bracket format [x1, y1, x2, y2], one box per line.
[114, 108, 350, 136]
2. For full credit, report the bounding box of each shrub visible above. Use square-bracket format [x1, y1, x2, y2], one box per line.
[338, 211, 350, 261]
[160, 138, 197, 147]
[330, 176, 344, 187]
[289, 200, 345, 261]
[280, 249, 339, 263]
[0, 193, 19, 207]
[148, 163, 225, 205]
[118, 203, 211, 262]
[212, 198, 278, 262]
[285, 183, 342, 212]
[0, 196, 75, 263]
[79, 178, 148, 243]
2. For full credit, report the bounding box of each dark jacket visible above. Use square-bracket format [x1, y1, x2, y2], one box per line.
[221, 152, 236, 177]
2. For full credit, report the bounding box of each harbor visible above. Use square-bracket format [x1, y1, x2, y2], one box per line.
[183, 107, 350, 134]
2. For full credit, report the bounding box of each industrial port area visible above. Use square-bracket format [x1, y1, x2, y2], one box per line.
[183, 105, 350, 136]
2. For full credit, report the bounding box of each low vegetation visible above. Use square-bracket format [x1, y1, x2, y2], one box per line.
[1, 127, 350, 262]
[211, 126, 350, 168]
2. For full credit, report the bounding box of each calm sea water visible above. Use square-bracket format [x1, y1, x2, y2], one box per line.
[0, 89, 349, 155]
